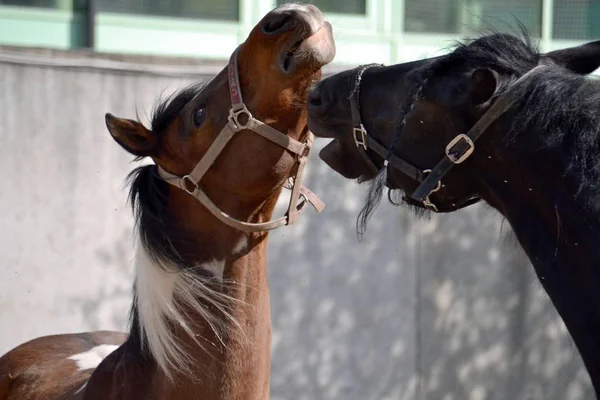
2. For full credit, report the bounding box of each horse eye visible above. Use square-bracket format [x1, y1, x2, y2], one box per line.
[192, 108, 206, 127]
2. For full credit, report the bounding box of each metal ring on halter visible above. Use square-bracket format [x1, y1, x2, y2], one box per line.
[229, 105, 254, 130]
[181, 175, 197, 195]
[349, 64, 384, 175]
[422, 169, 442, 193]
[421, 169, 442, 212]
[353, 124, 368, 150]
[387, 188, 403, 206]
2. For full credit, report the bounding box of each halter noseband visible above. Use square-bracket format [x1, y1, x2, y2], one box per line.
[349, 63, 545, 212]
[157, 47, 324, 232]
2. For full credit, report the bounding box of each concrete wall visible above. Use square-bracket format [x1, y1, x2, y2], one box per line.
[0, 47, 593, 399]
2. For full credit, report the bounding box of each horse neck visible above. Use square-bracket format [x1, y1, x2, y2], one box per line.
[130, 186, 281, 400]
[477, 136, 600, 396]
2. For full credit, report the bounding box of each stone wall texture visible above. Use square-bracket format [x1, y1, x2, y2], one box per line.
[0, 46, 593, 400]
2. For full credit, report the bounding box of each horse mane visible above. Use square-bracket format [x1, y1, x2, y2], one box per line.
[358, 28, 600, 234]
[151, 83, 206, 141]
[124, 83, 240, 379]
[504, 60, 600, 210]
[128, 81, 209, 266]
[127, 166, 186, 265]
[459, 31, 600, 210]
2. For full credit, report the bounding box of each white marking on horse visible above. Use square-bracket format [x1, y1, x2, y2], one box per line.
[134, 240, 239, 379]
[201, 237, 247, 281]
[68, 345, 118, 371]
[201, 259, 225, 281]
[233, 235, 248, 256]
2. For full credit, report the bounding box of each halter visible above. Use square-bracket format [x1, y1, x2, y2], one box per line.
[349, 63, 545, 212]
[157, 47, 325, 232]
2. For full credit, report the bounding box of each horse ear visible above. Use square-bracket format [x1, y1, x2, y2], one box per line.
[542, 40, 600, 75]
[105, 113, 156, 157]
[470, 68, 499, 106]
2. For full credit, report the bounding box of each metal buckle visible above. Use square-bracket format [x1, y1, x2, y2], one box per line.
[353, 124, 368, 150]
[421, 169, 442, 212]
[445, 134, 475, 164]
[181, 175, 198, 195]
[228, 104, 254, 130]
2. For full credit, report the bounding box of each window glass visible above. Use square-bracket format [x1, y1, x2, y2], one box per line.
[277, 0, 366, 15]
[96, 0, 239, 21]
[553, 0, 600, 40]
[404, 0, 542, 36]
[0, 0, 57, 8]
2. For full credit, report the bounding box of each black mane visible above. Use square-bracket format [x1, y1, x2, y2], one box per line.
[508, 63, 600, 208]
[358, 30, 600, 234]
[150, 82, 205, 138]
[448, 30, 539, 76]
[125, 83, 207, 350]
[449, 32, 600, 213]
[128, 83, 208, 266]
[455, 33, 600, 210]
[127, 166, 183, 265]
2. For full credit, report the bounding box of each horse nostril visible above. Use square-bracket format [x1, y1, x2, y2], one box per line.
[308, 88, 322, 107]
[262, 13, 293, 35]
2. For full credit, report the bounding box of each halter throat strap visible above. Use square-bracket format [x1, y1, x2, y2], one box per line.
[157, 47, 325, 233]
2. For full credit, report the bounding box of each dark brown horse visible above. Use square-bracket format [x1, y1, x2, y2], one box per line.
[0, 3, 335, 399]
[307, 33, 600, 396]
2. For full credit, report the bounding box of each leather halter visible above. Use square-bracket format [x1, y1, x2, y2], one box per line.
[349, 63, 545, 212]
[157, 47, 325, 232]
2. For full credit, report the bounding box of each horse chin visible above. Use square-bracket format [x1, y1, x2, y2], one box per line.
[299, 22, 336, 66]
[280, 21, 336, 74]
[319, 140, 363, 179]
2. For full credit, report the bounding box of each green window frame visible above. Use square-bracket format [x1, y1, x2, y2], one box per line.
[0, 0, 597, 72]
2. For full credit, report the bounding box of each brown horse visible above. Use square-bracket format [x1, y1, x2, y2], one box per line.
[307, 33, 600, 396]
[0, 3, 335, 399]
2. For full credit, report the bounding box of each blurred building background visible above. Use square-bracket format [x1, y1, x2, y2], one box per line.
[0, 0, 599, 63]
[0, 1, 599, 399]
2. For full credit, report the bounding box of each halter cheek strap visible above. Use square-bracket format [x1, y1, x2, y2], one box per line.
[409, 65, 547, 206]
[349, 65, 427, 182]
[157, 47, 324, 233]
[349, 64, 381, 175]
[409, 95, 518, 203]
